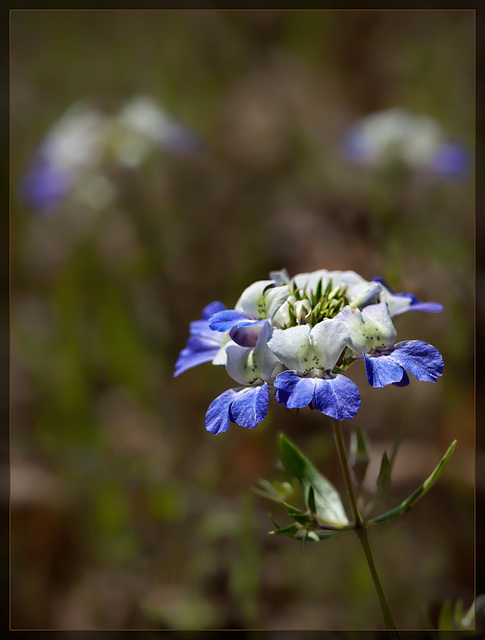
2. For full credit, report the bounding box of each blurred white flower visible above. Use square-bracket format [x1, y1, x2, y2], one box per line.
[39, 101, 107, 171]
[115, 96, 201, 166]
[20, 102, 110, 212]
[342, 107, 469, 176]
[20, 96, 202, 213]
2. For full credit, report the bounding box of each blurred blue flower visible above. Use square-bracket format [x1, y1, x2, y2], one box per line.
[20, 97, 202, 213]
[342, 107, 469, 176]
[20, 102, 107, 212]
[20, 158, 73, 212]
[115, 96, 202, 163]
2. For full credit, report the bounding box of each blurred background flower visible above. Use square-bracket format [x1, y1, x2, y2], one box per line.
[10, 9, 476, 631]
[342, 107, 470, 176]
[19, 96, 201, 214]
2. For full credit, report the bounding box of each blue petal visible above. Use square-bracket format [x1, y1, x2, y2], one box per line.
[229, 320, 266, 348]
[230, 384, 269, 429]
[391, 293, 443, 314]
[430, 142, 470, 177]
[174, 339, 221, 377]
[209, 310, 251, 332]
[313, 375, 361, 421]
[160, 123, 204, 155]
[174, 306, 225, 377]
[393, 370, 410, 387]
[202, 301, 226, 320]
[20, 161, 72, 212]
[373, 278, 443, 315]
[274, 371, 316, 409]
[388, 341, 444, 382]
[205, 388, 238, 435]
[342, 128, 370, 162]
[364, 353, 407, 387]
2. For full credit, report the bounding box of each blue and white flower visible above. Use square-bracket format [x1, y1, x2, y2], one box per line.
[267, 319, 361, 421]
[335, 303, 444, 388]
[174, 267, 444, 434]
[372, 277, 444, 316]
[209, 277, 290, 347]
[205, 321, 281, 434]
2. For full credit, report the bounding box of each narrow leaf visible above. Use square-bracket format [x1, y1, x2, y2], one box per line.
[252, 478, 294, 504]
[437, 600, 454, 633]
[369, 440, 456, 526]
[270, 522, 304, 538]
[307, 485, 317, 515]
[278, 433, 349, 526]
[270, 521, 340, 542]
[268, 512, 281, 530]
[284, 503, 313, 526]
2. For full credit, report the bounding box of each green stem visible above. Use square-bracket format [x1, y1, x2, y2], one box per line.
[332, 420, 399, 636]
[331, 419, 364, 527]
[356, 527, 399, 637]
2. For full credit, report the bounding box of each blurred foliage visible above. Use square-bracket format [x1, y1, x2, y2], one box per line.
[10, 9, 475, 631]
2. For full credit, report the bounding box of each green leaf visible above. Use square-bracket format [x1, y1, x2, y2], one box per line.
[369, 440, 457, 526]
[283, 503, 314, 526]
[269, 517, 341, 543]
[307, 485, 317, 515]
[376, 450, 391, 499]
[252, 478, 295, 504]
[278, 433, 349, 526]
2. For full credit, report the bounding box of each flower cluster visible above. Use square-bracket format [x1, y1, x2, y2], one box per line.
[342, 107, 469, 177]
[20, 97, 201, 213]
[174, 269, 444, 435]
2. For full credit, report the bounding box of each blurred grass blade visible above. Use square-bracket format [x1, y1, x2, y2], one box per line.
[437, 599, 454, 637]
[278, 433, 349, 526]
[376, 450, 391, 499]
[350, 426, 371, 484]
[389, 423, 406, 469]
[369, 440, 457, 526]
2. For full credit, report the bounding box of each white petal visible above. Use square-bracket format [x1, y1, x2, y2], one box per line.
[225, 322, 279, 384]
[349, 281, 381, 308]
[336, 303, 396, 354]
[267, 325, 313, 372]
[271, 300, 292, 328]
[361, 303, 397, 347]
[309, 318, 350, 371]
[376, 285, 412, 316]
[211, 333, 230, 365]
[265, 285, 290, 319]
[235, 280, 274, 319]
[269, 268, 290, 285]
[292, 270, 331, 292]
